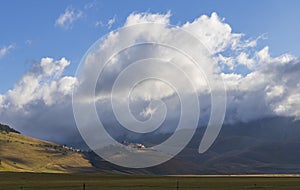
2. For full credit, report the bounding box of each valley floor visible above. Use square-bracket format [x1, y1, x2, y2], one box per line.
[1, 172, 300, 190]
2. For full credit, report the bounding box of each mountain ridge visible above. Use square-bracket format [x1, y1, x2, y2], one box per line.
[84, 116, 300, 174]
[1, 116, 300, 175]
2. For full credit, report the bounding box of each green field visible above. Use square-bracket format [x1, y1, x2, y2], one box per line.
[1, 173, 300, 190]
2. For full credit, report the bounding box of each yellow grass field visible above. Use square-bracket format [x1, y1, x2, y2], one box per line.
[0, 131, 94, 173]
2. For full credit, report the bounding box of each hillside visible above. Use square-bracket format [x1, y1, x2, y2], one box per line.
[0, 124, 95, 173]
[0, 123, 20, 134]
[1, 117, 300, 175]
[85, 117, 300, 174]
[160, 116, 300, 174]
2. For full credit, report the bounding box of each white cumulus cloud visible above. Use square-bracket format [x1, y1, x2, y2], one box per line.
[1, 57, 77, 109]
[1, 11, 299, 146]
[107, 15, 116, 29]
[55, 7, 83, 29]
[0, 44, 14, 59]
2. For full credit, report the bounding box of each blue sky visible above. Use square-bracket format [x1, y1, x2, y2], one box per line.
[1, 0, 300, 93]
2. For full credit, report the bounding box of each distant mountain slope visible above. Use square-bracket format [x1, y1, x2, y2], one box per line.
[161, 116, 300, 174]
[0, 124, 96, 173]
[85, 117, 300, 174]
[188, 116, 300, 174]
[2, 116, 300, 175]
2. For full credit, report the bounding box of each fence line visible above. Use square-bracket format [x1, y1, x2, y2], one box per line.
[16, 182, 191, 190]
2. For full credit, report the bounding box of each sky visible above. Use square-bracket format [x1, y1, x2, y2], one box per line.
[0, 1, 300, 145]
[1, 0, 300, 93]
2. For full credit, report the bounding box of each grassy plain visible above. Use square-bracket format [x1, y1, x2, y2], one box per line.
[1, 173, 300, 190]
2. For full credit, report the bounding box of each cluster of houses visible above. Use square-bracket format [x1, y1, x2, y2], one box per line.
[62, 145, 82, 153]
[121, 141, 146, 149]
